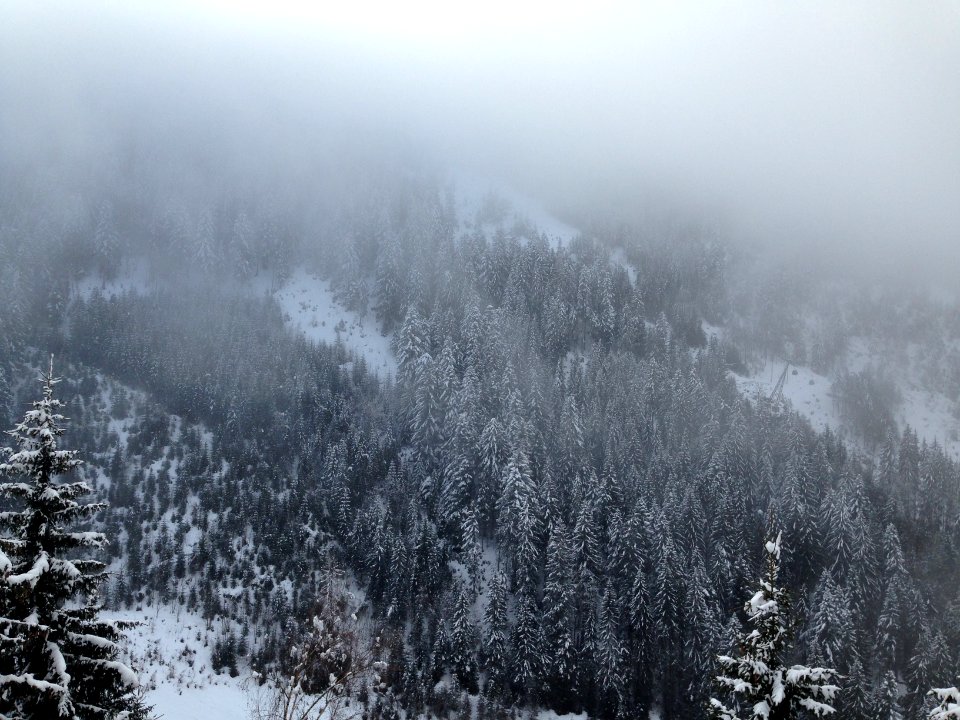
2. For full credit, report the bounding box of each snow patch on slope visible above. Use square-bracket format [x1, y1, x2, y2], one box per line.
[610, 247, 637, 285]
[535, 711, 589, 720]
[274, 268, 396, 377]
[105, 606, 249, 720]
[732, 352, 959, 459]
[898, 387, 960, 459]
[733, 362, 842, 434]
[841, 336, 960, 459]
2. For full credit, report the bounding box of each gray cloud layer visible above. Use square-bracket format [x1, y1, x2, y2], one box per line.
[3, 1, 958, 278]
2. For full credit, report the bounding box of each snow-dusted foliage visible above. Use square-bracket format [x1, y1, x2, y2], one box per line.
[248, 566, 386, 720]
[929, 686, 960, 719]
[0, 360, 142, 719]
[709, 534, 839, 720]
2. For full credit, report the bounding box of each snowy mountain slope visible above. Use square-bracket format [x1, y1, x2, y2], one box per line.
[722, 339, 960, 460]
[452, 172, 578, 249]
[897, 386, 960, 459]
[274, 268, 397, 377]
[106, 607, 249, 720]
[73, 260, 399, 379]
[732, 361, 842, 435]
[59, 373, 263, 718]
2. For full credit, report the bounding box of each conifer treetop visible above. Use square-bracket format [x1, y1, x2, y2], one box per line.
[709, 533, 840, 720]
[1, 356, 83, 483]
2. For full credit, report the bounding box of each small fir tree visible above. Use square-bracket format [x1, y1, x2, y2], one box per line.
[708, 533, 839, 720]
[482, 571, 509, 700]
[873, 670, 904, 720]
[447, 581, 478, 692]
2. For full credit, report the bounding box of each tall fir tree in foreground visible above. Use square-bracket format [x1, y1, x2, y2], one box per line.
[0, 359, 142, 719]
[709, 533, 839, 720]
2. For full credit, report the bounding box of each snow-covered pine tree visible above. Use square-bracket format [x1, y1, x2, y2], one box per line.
[684, 554, 722, 701]
[708, 533, 839, 720]
[510, 588, 543, 704]
[873, 670, 904, 720]
[0, 359, 141, 718]
[805, 570, 856, 673]
[838, 657, 873, 720]
[908, 627, 953, 718]
[448, 581, 478, 692]
[482, 571, 510, 701]
[542, 523, 576, 706]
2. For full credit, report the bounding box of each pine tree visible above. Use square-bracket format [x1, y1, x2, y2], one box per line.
[511, 589, 543, 703]
[395, 308, 428, 391]
[194, 211, 218, 274]
[684, 554, 722, 701]
[542, 523, 576, 706]
[595, 580, 627, 717]
[708, 533, 839, 720]
[805, 570, 857, 673]
[780, 434, 820, 587]
[0, 364, 12, 428]
[650, 528, 682, 666]
[877, 523, 910, 667]
[482, 571, 509, 700]
[908, 628, 952, 718]
[628, 560, 653, 706]
[93, 201, 121, 280]
[838, 657, 873, 720]
[448, 582, 478, 692]
[412, 353, 444, 463]
[873, 670, 904, 720]
[0, 360, 142, 718]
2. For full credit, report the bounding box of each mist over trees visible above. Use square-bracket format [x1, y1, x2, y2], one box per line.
[2, 3, 960, 720]
[1, 154, 958, 717]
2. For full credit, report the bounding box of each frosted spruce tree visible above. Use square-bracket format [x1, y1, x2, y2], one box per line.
[709, 533, 839, 720]
[0, 359, 141, 718]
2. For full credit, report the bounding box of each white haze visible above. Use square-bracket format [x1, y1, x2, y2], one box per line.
[2, 0, 958, 280]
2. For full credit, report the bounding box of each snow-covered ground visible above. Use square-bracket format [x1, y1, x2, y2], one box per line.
[835, 336, 959, 458]
[730, 353, 960, 460]
[106, 606, 250, 720]
[898, 386, 960, 459]
[535, 711, 589, 720]
[452, 172, 578, 249]
[273, 268, 397, 377]
[733, 362, 842, 435]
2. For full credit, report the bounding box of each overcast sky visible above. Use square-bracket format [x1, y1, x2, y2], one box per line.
[3, 0, 959, 277]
